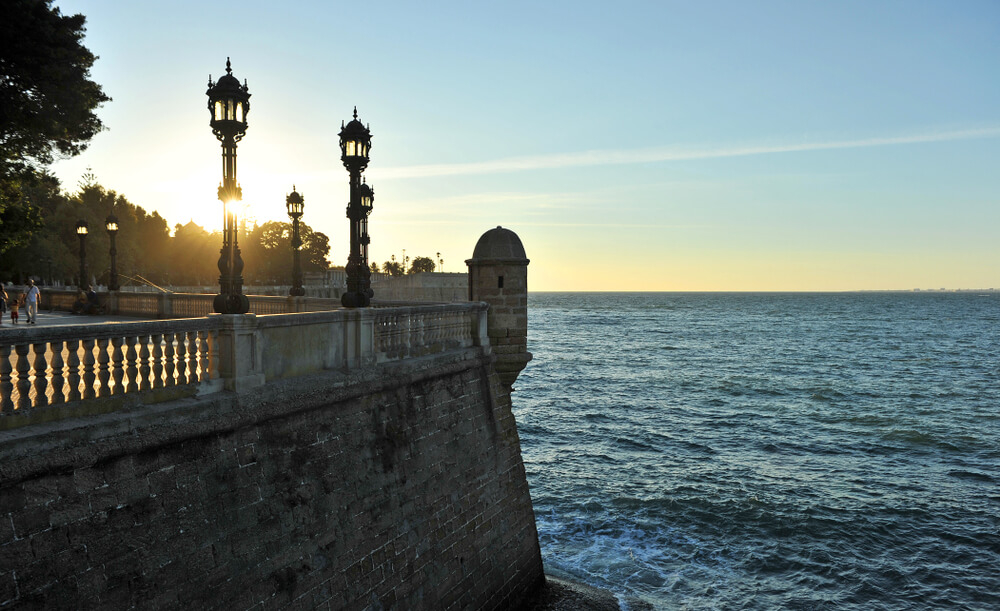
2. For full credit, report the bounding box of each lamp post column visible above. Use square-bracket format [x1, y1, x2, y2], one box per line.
[206, 58, 251, 314]
[286, 187, 305, 297]
[106, 214, 119, 291]
[75, 220, 88, 289]
[339, 108, 373, 308]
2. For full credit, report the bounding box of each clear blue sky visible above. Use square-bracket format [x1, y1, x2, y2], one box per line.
[51, 0, 1000, 290]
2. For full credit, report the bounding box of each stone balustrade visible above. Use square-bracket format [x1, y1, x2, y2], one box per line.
[0, 302, 489, 430]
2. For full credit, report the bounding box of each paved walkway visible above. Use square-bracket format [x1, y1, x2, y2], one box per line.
[0, 310, 149, 329]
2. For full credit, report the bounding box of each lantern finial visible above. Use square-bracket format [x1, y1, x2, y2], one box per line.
[226, 57, 232, 75]
[353, 106, 358, 120]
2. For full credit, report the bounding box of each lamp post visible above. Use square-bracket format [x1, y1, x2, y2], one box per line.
[286, 186, 305, 297]
[339, 107, 373, 308]
[105, 213, 119, 291]
[206, 57, 251, 314]
[75, 220, 88, 289]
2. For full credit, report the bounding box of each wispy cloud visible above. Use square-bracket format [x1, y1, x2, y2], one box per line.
[374, 126, 1000, 180]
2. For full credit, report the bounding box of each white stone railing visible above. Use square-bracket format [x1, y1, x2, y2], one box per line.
[0, 318, 223, 428]
[0, 302, 489, 429]
[374, 304, 483, 362]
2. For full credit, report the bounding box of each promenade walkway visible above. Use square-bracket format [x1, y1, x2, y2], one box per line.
[0, 310, 147, 329]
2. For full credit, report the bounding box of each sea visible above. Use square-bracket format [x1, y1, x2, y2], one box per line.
[512, 292, 1000, 610]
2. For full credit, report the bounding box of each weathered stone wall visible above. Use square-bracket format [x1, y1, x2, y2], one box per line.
[0, 348, 543, 609]
[372, 272, 468, 303]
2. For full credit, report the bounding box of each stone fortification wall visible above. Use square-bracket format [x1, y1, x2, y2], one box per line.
[371, 272, 468, 303]
[0, 348, 543, 609]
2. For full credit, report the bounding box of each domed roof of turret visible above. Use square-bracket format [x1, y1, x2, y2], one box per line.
[468, 226, 529, 263]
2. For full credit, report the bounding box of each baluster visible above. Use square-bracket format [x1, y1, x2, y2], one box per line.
[139, 335, 152, 391]
[402, 315, 412, 358]
[49, 340, 65, 405]
[124, 336, 139, 393]
[187, 331, 199, 383]
[110, 337, 125, 395]
[151, 333, 164, 389]
[413, 315, 423, 357]
[164, 332, 176, 387]
[174, 331, 188, 385]
[0, 345, 13, 413]
[31, 343, 49, 407]
[198, 331, 211, 382]
[428, 313, 440, 345]
[67, 339, 82, 402]
[15, 345, 31, 410]
[208, 330, 220, 381]
[97, 338, 112, 398]
[82, 339, 97, 400]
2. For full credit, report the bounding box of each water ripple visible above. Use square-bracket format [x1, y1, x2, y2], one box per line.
[517, 292, 1000, 610]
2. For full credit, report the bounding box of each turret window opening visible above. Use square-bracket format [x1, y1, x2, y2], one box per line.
[498, 275, 504, 289]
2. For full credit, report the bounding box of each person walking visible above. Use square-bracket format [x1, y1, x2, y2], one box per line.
[25, 279, 40, 324]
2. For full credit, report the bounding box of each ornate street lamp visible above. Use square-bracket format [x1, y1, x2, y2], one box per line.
[75, 220, 88, 289]
[286, 186, 305, 297]
[206, 57, 251, 314]
[105, 213, 119, 291]
[339, 107, 373, 308]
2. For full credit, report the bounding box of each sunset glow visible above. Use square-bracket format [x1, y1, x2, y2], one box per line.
[49, 0, 999, 290]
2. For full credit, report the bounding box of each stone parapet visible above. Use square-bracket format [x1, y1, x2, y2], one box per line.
[0, 345, 544, 609]
[0, 302, 489, 431]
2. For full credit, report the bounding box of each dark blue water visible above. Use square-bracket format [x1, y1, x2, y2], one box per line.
[514, 292, 1000, 610]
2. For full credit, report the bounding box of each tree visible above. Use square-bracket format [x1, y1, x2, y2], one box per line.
[369, 262, 380, 273]
[0, 1, 110, 169]
[242, 220, 331, 285]
[383, 260, 404, 276]
[170, 221, 219, 286]
[409, 256, 436, 274]
[0, 0, 110, 251]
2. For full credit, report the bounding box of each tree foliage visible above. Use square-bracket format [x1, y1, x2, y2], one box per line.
[0, 0, 110, 169]
[242, 220, 331, 285]
[0, 0, 110, 252]
[382, 260, 405, 276]
[409, 256, 436, 274]
[0, 177, 332, 287]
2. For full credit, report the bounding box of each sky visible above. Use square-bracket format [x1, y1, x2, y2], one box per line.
[49, 0, 1000, 291]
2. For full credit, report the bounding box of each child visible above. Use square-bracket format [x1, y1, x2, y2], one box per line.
[9, 296, 18, 324]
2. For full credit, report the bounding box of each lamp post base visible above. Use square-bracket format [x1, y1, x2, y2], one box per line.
[214, 293, 250, 314]
[341, 291, 370, 308]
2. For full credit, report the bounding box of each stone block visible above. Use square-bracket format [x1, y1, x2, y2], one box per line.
[12, 507, 51, 539]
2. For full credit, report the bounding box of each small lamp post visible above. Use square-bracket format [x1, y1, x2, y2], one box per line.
[75, 220, 88, 289]
[206, 57, 251, 314]
[105, 213, 119, 291]
[339, 107, 373, 308]
[286, 186, 305, 297]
